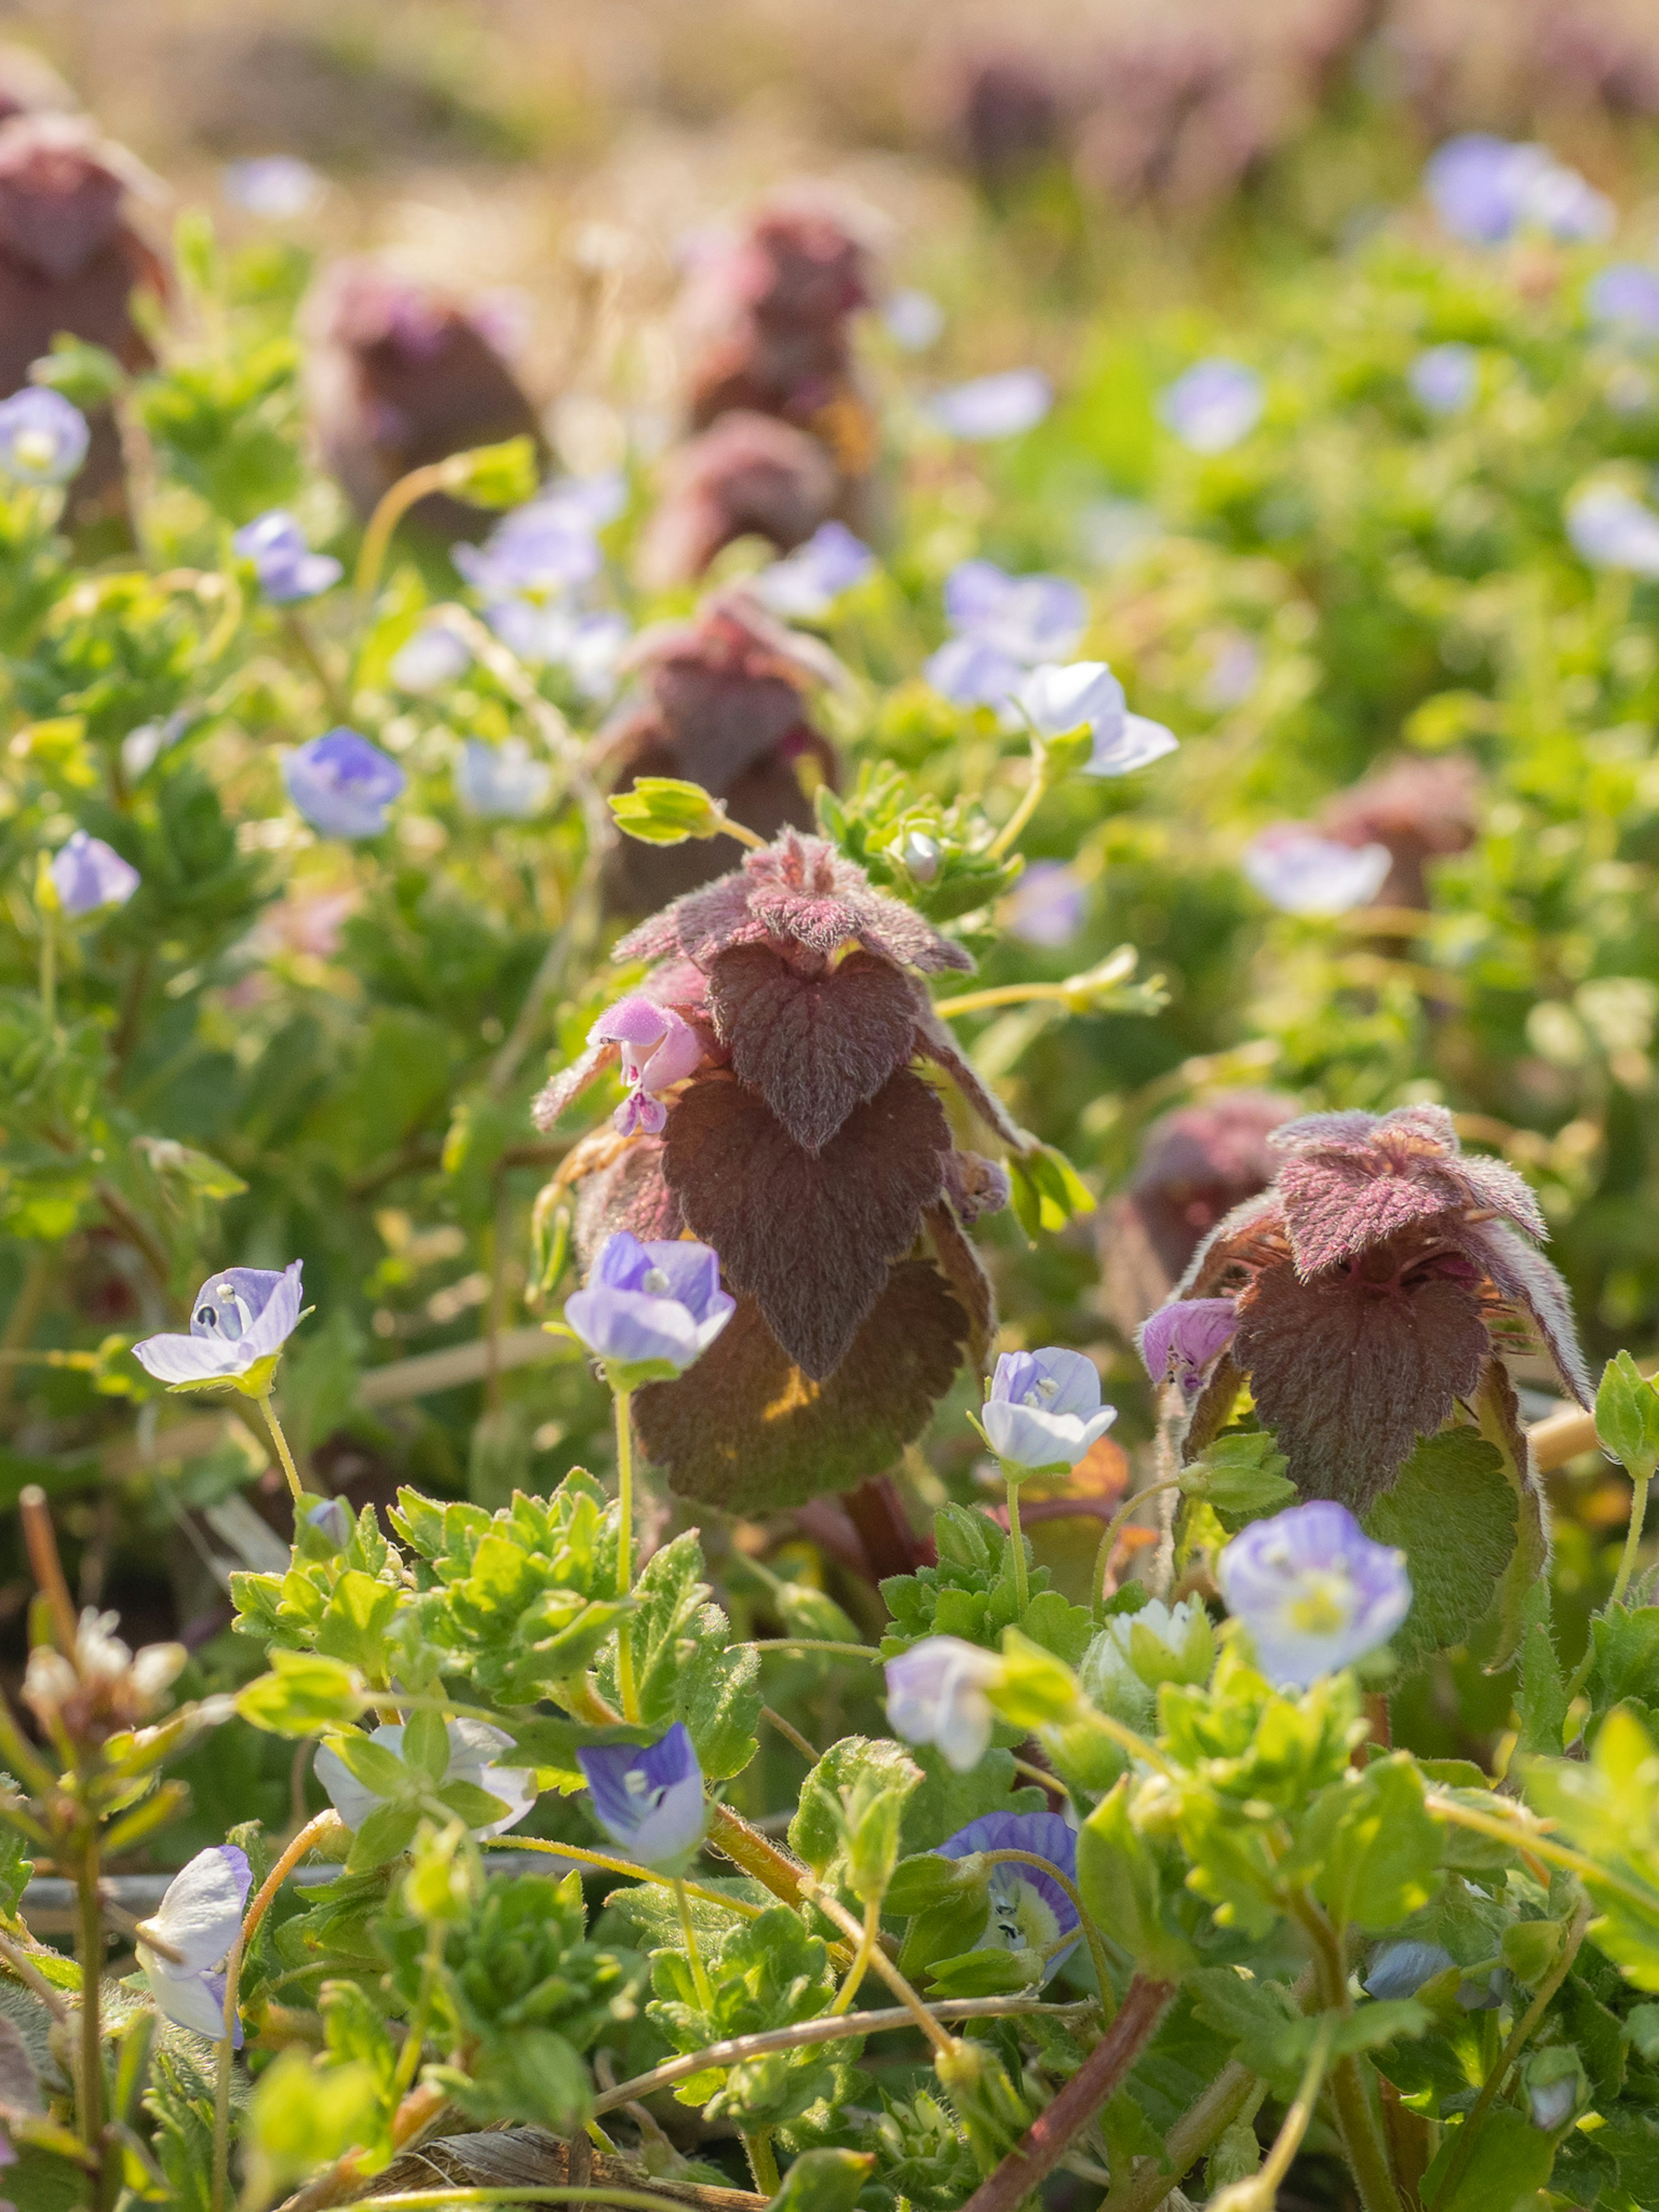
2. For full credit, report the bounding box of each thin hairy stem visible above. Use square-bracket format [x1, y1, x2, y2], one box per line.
[20, 1485, 78, 1651]
[673, 1878, 715, 2009]
[803, 1876, 957, 2055]
[830, 1897, 881, 2016]
[1004, 1471, 1030, 1615]
[258, 1392, 306, 1503]
[986, 747, 1052, 860]
[492, 1834, 767, 1920]
[760, 1704, 820, 1764]
[1294, 1897, 1402, 2212]
[355, 461, 458, 603]
[979, 1849, 1116, 2012]
[742, 2131, 779, 2195]
[612, 1386, 639, 1723]
[1090, 1477, 1183, 1614]
[1425, 1792, 1659, 1913]
[1239, 2014, 1337, 2207]
[76, 1829, 105, 2181]
[749, 1640, 883, 1659]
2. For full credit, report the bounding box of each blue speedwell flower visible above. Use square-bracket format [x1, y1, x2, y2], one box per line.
[1159, 360, 1263, 454]
[886, 1635, 1003, 1774]
[390, 617, 472, 694]
[927, 368, 1052, 441]
[136, 1844, 252, 2044]
[1408, 343, 1479, 416]
[1015, 661, 1179, 778]
[133, 1262, 304, 1393]
[455, 737, 553, 820]
[221, 155, 325, 219]
[564, 1230, 734, 1386]
[925, 559, 1085, 710]
[283, 728, 407, 839]
[0, 387, 90, 485]
[1424, 133, 1611, 246]
[1002, 859, 1084, 949]
[753, 520, 875, 619]
[578, 1722, 706, 1866]
[1567, 483, 1659, 578]
[51, 830, 139, 918]
[981, 1348, 1116, 1474]
[454, 477, 622, 599]
[939, 1810, 1080, 1981]
[315, 1719, 535, 1840]
[1243, 826, 1391, 915]
[232, 510, 343, 603]
[1587, 264, 1659, 339]
[1217, 1500, 1411, 1688]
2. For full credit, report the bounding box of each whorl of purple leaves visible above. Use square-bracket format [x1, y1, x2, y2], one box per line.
[302, 257, 544, 530]
[636, 410, 839, 588]
[599, 589, 842, 912]
[1167, 1103, 1591, 1512]
[538, 831, 1010, 1506]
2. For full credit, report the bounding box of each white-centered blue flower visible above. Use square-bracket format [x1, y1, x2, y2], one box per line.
[1424, 133, 1612, 246]
[925, 560, 1086, 710]
[455, 736, 553, 820]
[884, 287, 944, 352]
[564, 1230, 734, 1387]
[137, 1845, 252, 2044]
[1567, 483, 1659, 577]
[1217, 1500, 1411, 1688]
[752, 521, 875, 618]
[1243, 826, 1391, 915]
[938, 1810, 1081, 1980]
[283, 728, 407, 839]
[0, 388, 90, 485]
[232, 510, 343, 604]
[927, 368, 1052, 441]
[1159, 360, 1264, 454]
[577, 1723, 706, 1866]
[1016, 660, 1179, 776]
[885, 1635, 1003, 1773]
[133, 1263, 305, 1393]
[315, 1718, 535, 1841]
[982, 1347, 1116, 1473]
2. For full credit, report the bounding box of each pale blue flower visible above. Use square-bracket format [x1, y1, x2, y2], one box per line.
[925, 560, 1085, 707]
[455, 737, 553, 820]
[1567, 482, 1659, 576]
[928, 369, 1052, 440]
[1587, 263, 1659, 337]
[1409, 343, 1479, 415]
[486, 602, 630, 698]
[884, 288, 944, 351]
[886, 1636, 1002, 1773]
[0, 388, 89, 485]
[454, 481, 616, 598]
[982, 1348, 1116, 1473]
[1243, 826, 1391, 915]
[133, 1263, 304, 1391]
[221, 156, 326, 220]
[1159, 360, 1264, 454]
[1003, 860, 1084, 948]
[1015, 660, 1179, 776]
[283, 728, 406, 839]
[564, 1230, 734, 1386]
[1424, 134, 1612, 246]
[390, 619, 472, 693]
[315, 1719, 534, 1841]
[938, 1810, 1080, 1980]
[1217, 1500, 1411, 1687]
[232, 510, 343, 604]
[137, 1845, 251, 2045]
[51, 831, 139, 917]
[578, 1723, 706, 1866]
[753, 521, 875, 618]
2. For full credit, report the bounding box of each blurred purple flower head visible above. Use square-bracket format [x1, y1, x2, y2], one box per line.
[1217, 1500, 1411, 1687]
[927, 368, 1053, 441]
[884, 286, 944, 352]
[390, 617, 471, 693]
[886, 1635, 1002, 1773]
[1003, 858, 1084, 947]
[232, 509, 343, 604]
[488, 602, 630, 699]
[1016, 659, 1179, 776]
[1409, 343, 1479, 415]
[637, 410, 838, 589]
[925, 560, 1086, 708]
[1567, 482, 1659, 576]
[1159, 359, 1263, 454]
[752, 520, 875, 619]
[955, 54, 1064, 195]
[939, 1809, 1080, 1979]
[315, 1719, 534, 1840]
[1424, 133, 1613, 246]
[455, 737, 552, 821]
[1587, 262, 1659, 337]
[1201, 631, 1262, 710]
[564, 1229, 734, 1383]
[221, 155, 325, 220]
[136, 1844, 251, 2045]
[0, 385, 88, 484]
[1139, 1297, 1240, 1400]
[1318, 754, 1480, 911]
[51, 829, 138, 917]
[1243, 826, 1392, 915]
[133, 1262, 304, 1391]
[983, 1346, 1116, 1472]
[578, 1722, 706, 1866]
[590, 995, 705, 1137]
[283, 728, 406, 839]
[454, 484, 608, 599]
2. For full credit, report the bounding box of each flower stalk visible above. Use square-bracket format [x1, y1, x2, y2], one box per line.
[612, 1384, 640, 1723]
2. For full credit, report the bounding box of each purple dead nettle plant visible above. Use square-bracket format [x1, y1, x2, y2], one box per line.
[537, 827, 1025, 1511]
[1148, 1104, 1591, 1560]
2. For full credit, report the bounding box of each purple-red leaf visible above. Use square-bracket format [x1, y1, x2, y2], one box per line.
[662, 1068, 949, 1378]
[1235, 1262, 1490, 1512]
[925, 1197, 996, 1371]
[633, 1260, 969, 1511]
[1458, 1220, 1593, 1408]
[573, 1138, 685, 1265]
[707, 944, 922, 1153]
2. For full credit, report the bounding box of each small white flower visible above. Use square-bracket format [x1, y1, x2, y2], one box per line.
[137, 1846, 252, 2045]
[982, 1347, 1116, 1473]
[885, 1636, 1004, 1773]
[314, 1718, 535, 1842]
[1243, 828, 1392, 916]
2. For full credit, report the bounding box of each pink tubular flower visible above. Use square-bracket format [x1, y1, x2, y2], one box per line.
[591, 995, 705, 1136]
[1138, 1296, 1241, 1399]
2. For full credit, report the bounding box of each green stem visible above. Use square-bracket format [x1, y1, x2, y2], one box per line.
[1246, 2015, 1337, 2206]
[1005, 1470, 1030, 1615]
[743, 2130, 780, 2196]
[258, 1391, 305, 1503]
[613, 1385, 639, 1724]
[391, 1920, 446, 2106]
[211, 2015, 232, 2212]
[1090, 1478, 1184, 1616]
[39, 909, 55, 1031]
[749, 1640, 884, 1659]
[673, 1878, 715, 2010]
[1425, 1791, 1659, 1916]
[493, 1835, 768, 1921]
[1425, 1900, 1591, 2212]
[1608, 1466, 1652, 1612]
[355, 460, 459, 603]
[829, 1897, 881, 2017]
[932, 980, 1078, 1018]
[76, 1828, 105, 2193]
[1296, 1899, 1402, 2212]
[801, 1875, 959, 2057]
[987, 746, 1052, 860]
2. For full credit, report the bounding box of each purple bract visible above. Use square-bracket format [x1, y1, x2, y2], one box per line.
[1138, 1297, 1241, 1400]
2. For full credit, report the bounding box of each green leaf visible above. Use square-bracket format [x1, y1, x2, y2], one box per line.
[346, 1802, 421, 1873]
[314, 1570, 401, 1678]
[1588, 1605, 1659, 1723]
[1288, 1757, 1443, 1935]
[1525, 1708, 1659, 1990]
[1179, 1432, 1297, 1527]
[610, 778, 735, 845]
[900, 1745, 1043, 1859]
[401, 1708, 451, 1784]
[1016, 1590, 1096, 1667]
[320, 1979, 397, 2100]
[789, 1737, 922, 1887]
[1077, 1777, 1197, 1979]
[763, 2146, 874, 2212]
[320, 1730, 411, 1798]
[1364, 1427, 1517, 1668]
[1515, 1581, 1570, 1758]
[237, 1650, 365, 1737]
[886, 1853, 987, 1916]
[443, 435, 540, 510]
[1418, 2104, 1556, 2211]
